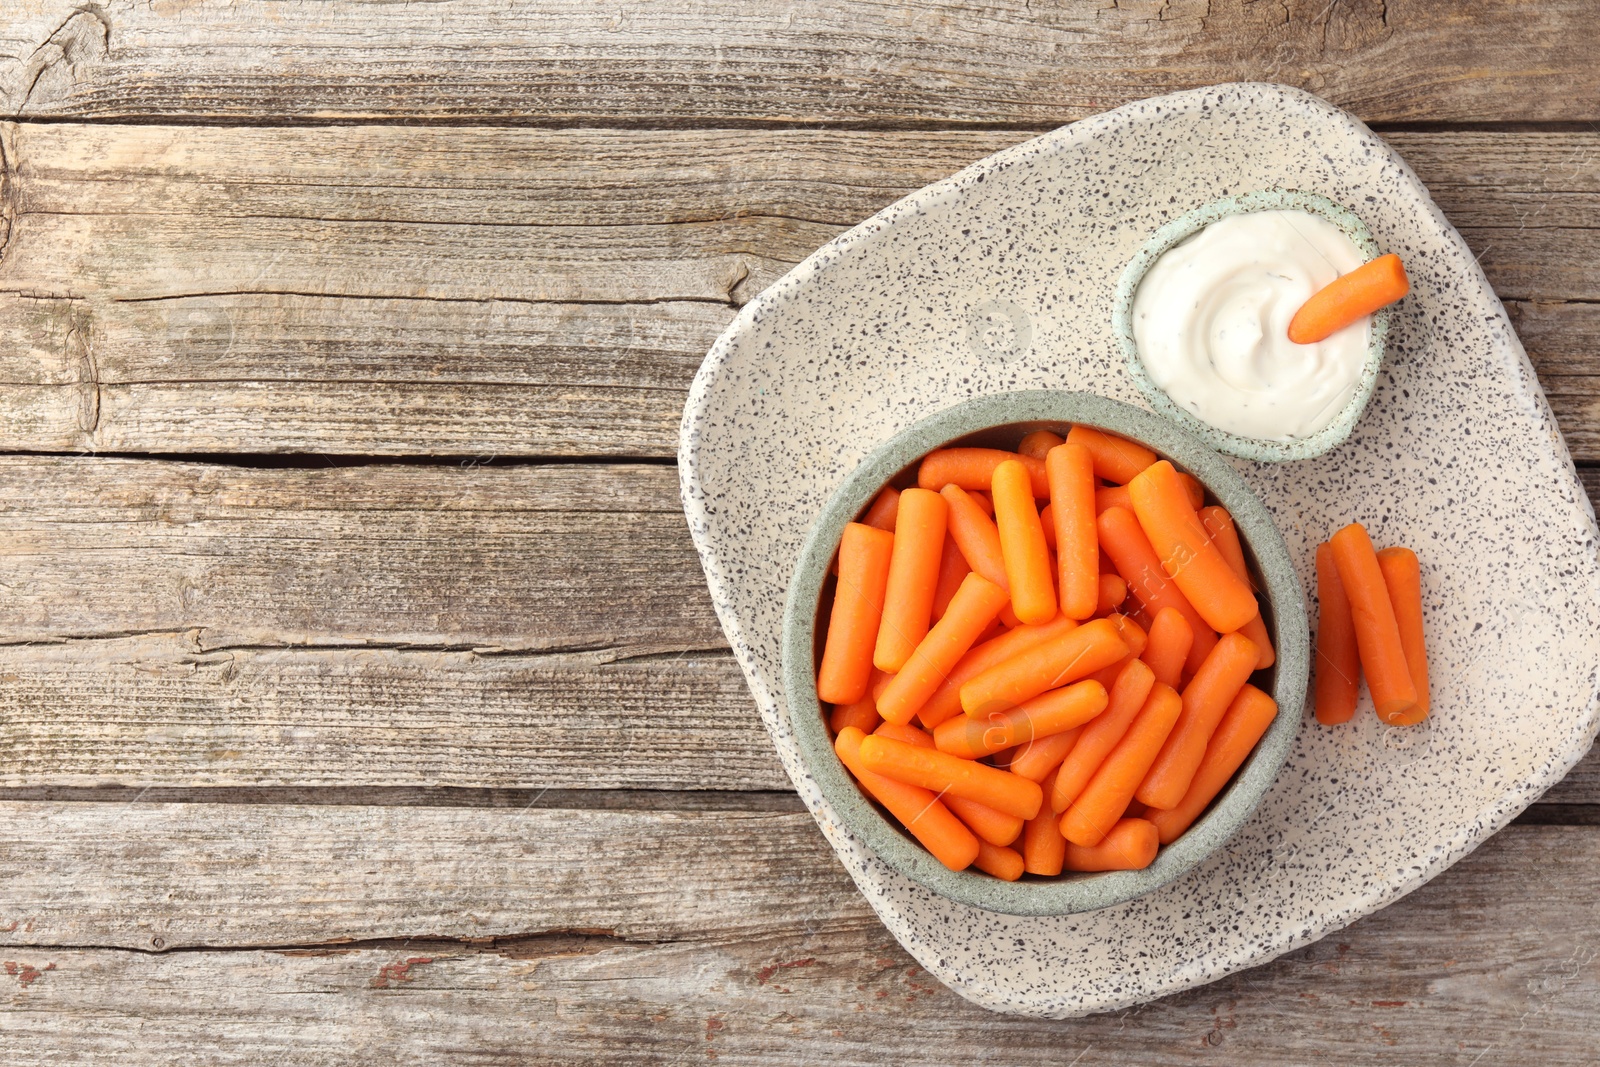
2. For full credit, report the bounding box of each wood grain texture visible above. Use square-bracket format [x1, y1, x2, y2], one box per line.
[1, 125, 1597, 456]
[0, 802, 868, 950]
[3, 0, 1598, 125]
[2, 824, 1599, 1064]
[0, 636, 779, 790]
[0, 456, 722, 651]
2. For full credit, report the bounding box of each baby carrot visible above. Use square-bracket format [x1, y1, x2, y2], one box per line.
[960, 617, 1129, 719]
[915, 613, 1079, 728]
[934, 678, 1107, 759]
[1038, 504, 1056, 550]
[873, 488, 949, 674]
[973, 840, 1025, 881]
[1288, 253, 1409, 345]
[1148, 683, 1278, 844]
[1098, 506, 1217, 675]
[858, 733, 1044, 820]
[1023, 767, 1068, 876]
[1064, 817, 1159, 872]
[860, 487, 901, 531]
[940, 485, 1009, 593]
[1095, 484, 1134, 514]
[1135, 632, 1260, 810]
[1178, 472, 1206, 511]
[947, 795, 1026, 848]
[1129, 461, 1258, 635]
[835, 727, 979, 871]
[870, 667, 896, 705]
[1314, 542, 1360, 725]
[1051, 658, 1155, 813]
[1018, 430, 1065, 460]
[873, 719, 934, 748]
[877, 572, 1009, 725]
[1047, 443, 1100, 620]
[919, 448, 1048, 498]
[929, 534, 972, 622]
[1329, 523, 1418, 720]
[1060, 682, 1183, 847]
[1007, 726, 1083, 782]
[829, 695, 881, 736]
[1085, 613, 1148, 690]
[1066, 426, 1157, 485]
[1377, 546, 1430, 726]
[993, 459, 1057, 625]
[968, 490, 994, 516]
[1197, 506, 1275, 669]
[1096, 573, 1127, 616]
[817, 522, 896, 705]
[1140, 606, 1193, 690]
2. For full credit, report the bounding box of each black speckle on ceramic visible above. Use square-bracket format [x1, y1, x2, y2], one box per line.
[782, 392, 1307, 915]
[678, 82, 1600, 1018]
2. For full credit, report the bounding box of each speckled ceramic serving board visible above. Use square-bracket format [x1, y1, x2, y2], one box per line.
[678, 83, 1600, 1018]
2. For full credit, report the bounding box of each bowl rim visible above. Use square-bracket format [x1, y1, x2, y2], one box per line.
[781, 390, 1308, 916]
[1111, 189, 1390, 463]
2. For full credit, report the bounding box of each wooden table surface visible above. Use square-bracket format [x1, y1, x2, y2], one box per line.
[3, 2, 1598, 1061]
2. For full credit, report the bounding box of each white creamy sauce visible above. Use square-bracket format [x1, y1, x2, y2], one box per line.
[1131, 209, 1369, 440]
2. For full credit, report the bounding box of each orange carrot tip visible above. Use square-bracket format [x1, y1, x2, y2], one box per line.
[1288, 254, 1409, 345]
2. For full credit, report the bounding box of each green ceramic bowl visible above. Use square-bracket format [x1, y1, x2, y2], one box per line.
[1112, 189, 1389, 463]
[781, 391, 1307, 915]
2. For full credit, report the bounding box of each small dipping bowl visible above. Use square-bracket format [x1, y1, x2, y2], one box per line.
[1112, 189, 1389, 463]
[781, 391, 1308, 915]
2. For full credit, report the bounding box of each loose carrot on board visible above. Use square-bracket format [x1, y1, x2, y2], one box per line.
[1023, 767, 1069, 876]
[1007, 726, 1083, 782]
[1136, 632, 1259, 810]
[1376, 546, 1430, 726]
[858, 733, 1044, 820]
[1018, 430, 1065, 460]
[940, 485, 1010, 594]
[993, 459, 1057, 625]
[835, 727, 979, 871]
[1314, 542, 1360, 725]
[1060, 682, 1183, 847]
[1066, 426, 1157, 485]
[1140, 607, 1193, 690]
[919, 448, 1049, 498]
[934, 678, 1107, 759]
[915, 614, 1079, 728]
[1288, 253, 1409, 345]
[1129, 461, 1259, 635]
[877, 572, 1009, 725]
[1197, 505, 1275, 669]
[1329, 523, 1418, 720]
[1098, 506, 1217, 675]
[1095, 485, 1134, 515]
[973, 840, 1026, 881]
[1064, 818, 1159, 872]
[873, 488, 949, 674]
[817, 522, 896, 705]
[1051, 658, 1156, 812]
[1096, 573, 1127, 617]
[1149, 684, 1278, 844]
[960, 617, 1129, 719]
[1047, 443, 1100, 620]
[829, 695, 881, 736]
[860, 487, 901, 532]
[929, 534, 972, 622]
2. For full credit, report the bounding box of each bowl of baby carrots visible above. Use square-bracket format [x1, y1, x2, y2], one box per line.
[782, 390, 1309, 915]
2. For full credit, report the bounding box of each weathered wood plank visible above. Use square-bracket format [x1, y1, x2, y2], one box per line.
[0, 636, 778, 790]
[0, 456, 722, 651]
[1, 125, 1597, 456]
[3, 0, 1598, 126]
[2, 824, 1599, 1063]
[0, 802, 868, 950]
